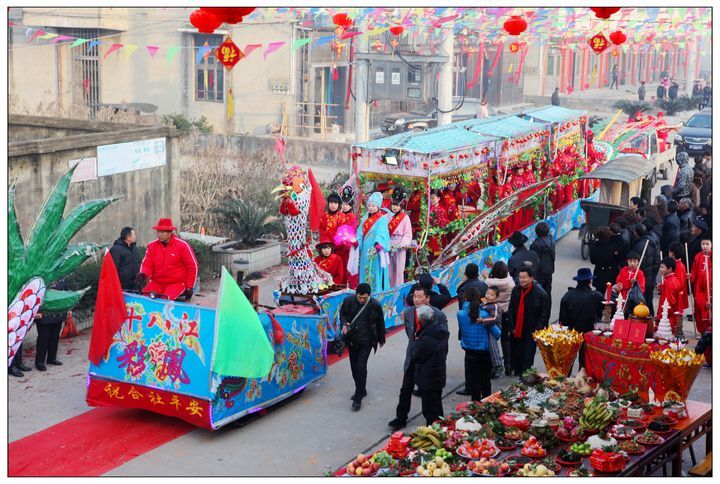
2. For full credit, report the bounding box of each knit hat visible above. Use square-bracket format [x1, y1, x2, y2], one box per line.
[676, 151, 689, 165]
[367, 192, 383, 208]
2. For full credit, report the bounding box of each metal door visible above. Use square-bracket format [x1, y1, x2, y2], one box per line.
[70, 29, 100, 117]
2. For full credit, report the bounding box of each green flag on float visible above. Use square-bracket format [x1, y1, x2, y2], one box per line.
[211, 267, 274, 378]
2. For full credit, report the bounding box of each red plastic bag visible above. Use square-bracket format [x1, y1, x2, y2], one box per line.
[268, 314, 285, 345]
[60, 311, 79, 339]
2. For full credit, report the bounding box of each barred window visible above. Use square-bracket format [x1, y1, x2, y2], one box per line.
[194, 34, 224, 102]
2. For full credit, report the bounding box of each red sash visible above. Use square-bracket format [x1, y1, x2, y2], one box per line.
[362, 212, 383, 237]
[388, 211, 408, 235]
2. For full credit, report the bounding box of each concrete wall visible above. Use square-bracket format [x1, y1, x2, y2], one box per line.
[199, 133, 351, 168]
[9, 116, 181, 247]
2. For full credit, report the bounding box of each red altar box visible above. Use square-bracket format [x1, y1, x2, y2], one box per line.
[628, 322, 648, 344]
[612, 319, 631, 339]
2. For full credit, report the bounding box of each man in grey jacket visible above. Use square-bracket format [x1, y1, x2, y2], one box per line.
[388, 286, 448, 430]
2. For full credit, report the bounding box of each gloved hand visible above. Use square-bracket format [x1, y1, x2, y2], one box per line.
[136, 273, 148, 286]
[183, 288, 194, 300]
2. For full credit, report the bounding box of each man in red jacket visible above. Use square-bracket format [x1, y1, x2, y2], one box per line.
[139, 218, 199, 300]
[657, 257, 684, 334]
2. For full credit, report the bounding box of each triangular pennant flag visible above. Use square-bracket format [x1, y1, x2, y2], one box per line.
[196, 45, 212, 65]
[341, 31, 363, 40]
[291, 37, 312, 52]
[315, 35, 334, 46]
[264, 41, 285, 59]
[103, 43, 124, 59]
[51, 35, 73, 43]
[123, 45, 139, 58]
[87, 40, 101, 51]
[39, 32, 59, 40]
[165, 46, 181, 62]
[29, 29, 45, 42]
[146, 45, 160, 60]
[211, 268, 274, 378]
[366, 27, 390, 36]
[88, 252, 127, 365]
[243, 43, 262, 58]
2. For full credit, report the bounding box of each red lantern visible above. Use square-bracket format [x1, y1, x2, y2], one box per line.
[449, 154, 455, 159]
[190, 9, 222, 34]
[200, 7, 255, 24]
[503, 15, 527, 36]
[609, 30, 627, 45]
[587, 32, 610, 54]
[589, 8, 621, 19]
[332, 13, 353, 29]
[389, 25, 405, 36]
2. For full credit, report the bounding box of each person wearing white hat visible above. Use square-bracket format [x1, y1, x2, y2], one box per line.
[355, 192, 391, 293]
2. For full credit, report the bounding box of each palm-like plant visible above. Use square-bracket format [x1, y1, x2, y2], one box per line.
[8, 166, 117, 365]
[655, 95, 696, 115]
[211, 198, 284, 245]
[611, 100, 652, 117]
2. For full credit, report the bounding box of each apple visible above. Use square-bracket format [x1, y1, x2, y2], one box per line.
[362, 468, 372, 476]
[362, 461, 371, 468]
[371, 462, 380, 472]
[355, 467, 363, 476]
[347, 464, 355, 474]
[357, 454, 367, 464]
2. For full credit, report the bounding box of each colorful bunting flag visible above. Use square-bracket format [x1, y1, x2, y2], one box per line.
[124, 45, 139, 58]
[263, 41, 285, 59]
[146, 45, 159, 60]
[243, 43, 262, 58]
[291, 37, 313, 51]
[103, 43, 124, 59]
[165, 46, 181, 62]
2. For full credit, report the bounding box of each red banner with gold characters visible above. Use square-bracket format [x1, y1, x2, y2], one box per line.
[587, 32, 610, 54]
[87, 376, 212, 429]
[215, 37, 243, 70]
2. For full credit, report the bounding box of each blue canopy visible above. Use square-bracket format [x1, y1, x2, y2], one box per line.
[521, 106, 587, 123]
[356, 124, 494, 154]
[465, 115, 548, 138]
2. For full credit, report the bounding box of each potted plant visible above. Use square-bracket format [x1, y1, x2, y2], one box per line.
[210, 198, 284, 274]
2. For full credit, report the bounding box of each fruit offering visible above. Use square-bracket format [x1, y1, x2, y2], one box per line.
[433, 448, 453, 462]
[416, 456, 451, 477]
[504, 428, 524, 441]
[538, 455, 562, 472]
[468, 458, 511, 476]
[409, 426, 443, 451]
[370, 451, 397, 468]
[457, 438, 499, 459]
[570, 442, 593, 456]
[557, 425, 585, 442]
[579, 396, 614, 432]
[652, 415, 678, 426]
[608, 424, 637, 440]
[557, 449, 583, 464]
[568, 466, 593, 477]
[521, 436, 546, 458]
[347, 453, 380, 476]
[647, 421, 671, 433]
[618, 419, 646, 430]
[495, 436, 518, 449]
[516, 463, 556, 477]
[618, 440, 645, 455]
[636, 430, 664, 445]
[502, 454, 533, 471]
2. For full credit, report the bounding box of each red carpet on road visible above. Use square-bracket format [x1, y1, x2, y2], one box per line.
[9, 325, 406, 476]
[8, 407, 194, 477]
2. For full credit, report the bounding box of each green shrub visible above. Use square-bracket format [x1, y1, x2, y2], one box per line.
[161, 113, 213, 135]
[185, 239, 217, 281]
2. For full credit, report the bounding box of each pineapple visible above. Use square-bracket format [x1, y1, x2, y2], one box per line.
[7, 166, 117, 366]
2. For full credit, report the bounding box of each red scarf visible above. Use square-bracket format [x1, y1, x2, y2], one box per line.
[362, 211, 383, 236]
[514, 285, 532, 338]
[388, 211, 407, 234]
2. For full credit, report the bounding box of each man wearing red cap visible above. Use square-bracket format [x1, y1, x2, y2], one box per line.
[138, 218, 199, 300]
[377, 182, 394, 210]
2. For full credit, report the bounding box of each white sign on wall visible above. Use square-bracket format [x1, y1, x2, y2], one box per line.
[391, 72, 401, 85]
[68, 157, 98, 182]
[96, 137, 166, 177]
[375, 70, 385, 84]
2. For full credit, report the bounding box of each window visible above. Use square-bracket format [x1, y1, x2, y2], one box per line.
[546, 56, 555, 76]
[194, 34, 224, 102]
[407, 68, 422, 85]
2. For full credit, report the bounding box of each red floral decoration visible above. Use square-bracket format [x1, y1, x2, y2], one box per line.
[190, 9, 223, 34]
[609, 30, 627, 45]
[503, 15, 528, 36]
[389, 25, 405, 36]
[509, 42, 520, 53]
[590, 8, 621, 19]
[332, 13, 353, 29]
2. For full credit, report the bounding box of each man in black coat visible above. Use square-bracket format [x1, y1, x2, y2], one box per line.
[529, 222, 556, 306]
[455, 263, 488, 396]
[507, 267, 550, 376]
[34, 279, 71, 371]
[687, 219, 708, 270]
[559, 268, 604, 371]
[404, 273, 452, 310]
[507, 231, 540, 283]
[677, 198, 696, 243]
[410, 304, 450, 425]
[109, 227, 141, 291]
[633, 224, 661, 315]
[661, 201, 682, 255]
[551, 88, 560, 106]
[340, 283, 386, 410]
[389, 286, 448, 430]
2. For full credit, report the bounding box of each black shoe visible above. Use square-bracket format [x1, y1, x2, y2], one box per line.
[35, 363, 47, 371]
[16, 363, 32, 372]
[456, 388, 471, 396]
[350, 391, 367, 400]
[47, 360, 63, 366]
[352, 401, 361, 411]
[412, 389, 422, 397]
[9, 367, 24, 378]
[388, 418, 407, 430]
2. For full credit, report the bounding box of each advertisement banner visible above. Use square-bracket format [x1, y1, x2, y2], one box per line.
[97, 137, 166, 176]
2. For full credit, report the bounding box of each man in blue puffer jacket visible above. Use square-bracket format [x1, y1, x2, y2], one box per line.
[457, 287, 501, 402]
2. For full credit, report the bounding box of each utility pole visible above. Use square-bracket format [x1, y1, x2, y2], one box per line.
[353, 18, 371, 143]
[437, 26, 454, 126]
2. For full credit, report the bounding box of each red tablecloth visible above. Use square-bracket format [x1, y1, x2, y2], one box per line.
[584, 333, 669, 401]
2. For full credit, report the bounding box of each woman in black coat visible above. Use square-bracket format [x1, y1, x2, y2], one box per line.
[589, 227, 622, 293]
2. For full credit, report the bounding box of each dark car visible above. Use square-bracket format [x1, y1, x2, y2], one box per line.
[381, 98, 495, 134]
[674, 109, 712, 157]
